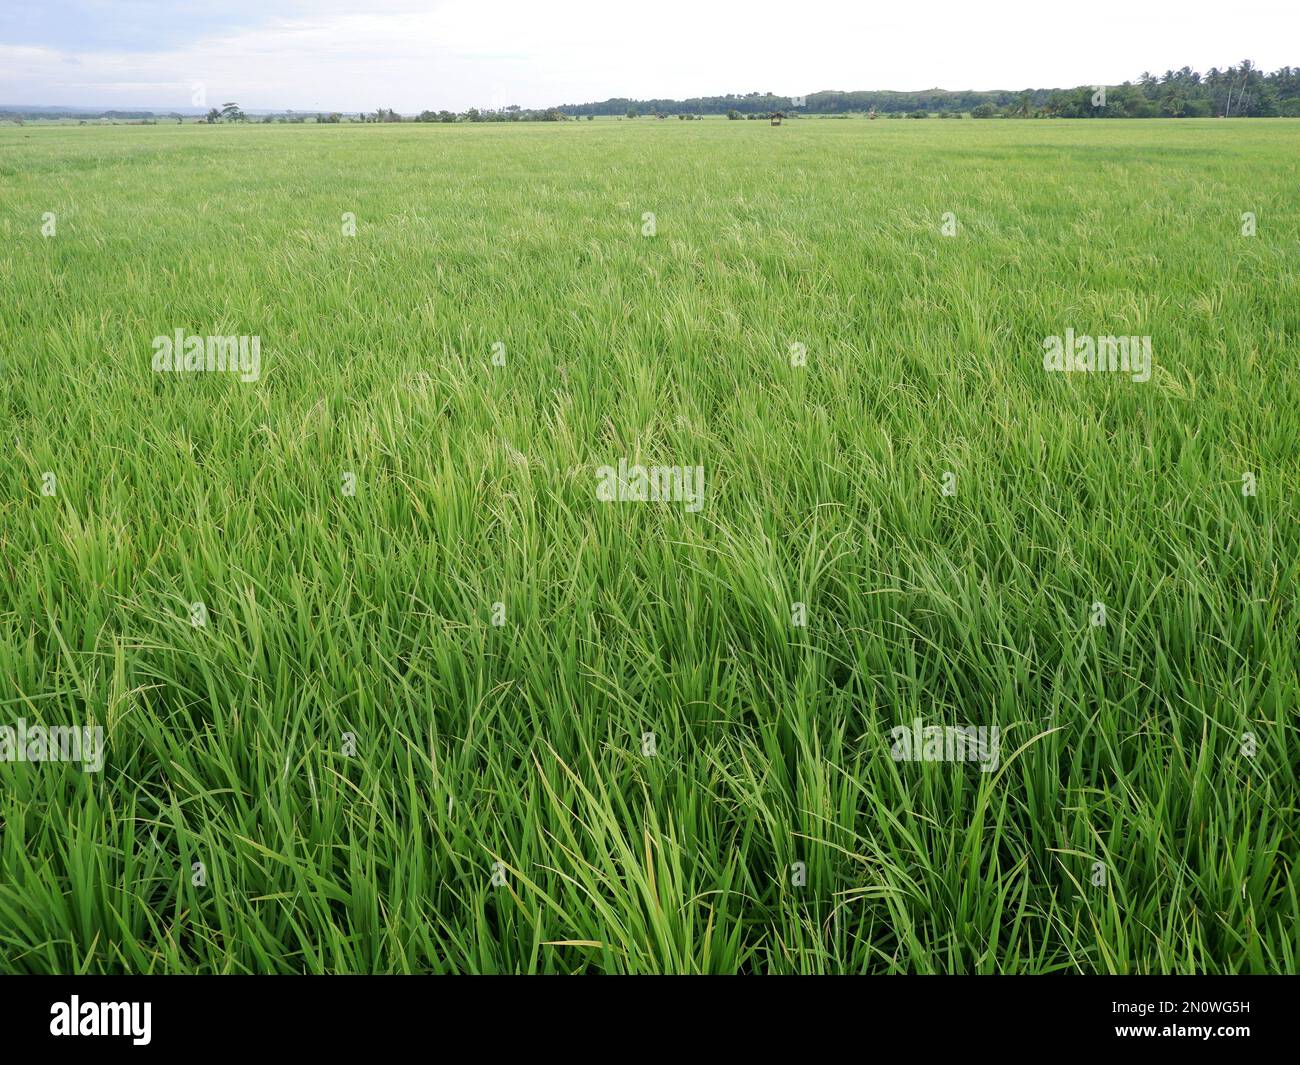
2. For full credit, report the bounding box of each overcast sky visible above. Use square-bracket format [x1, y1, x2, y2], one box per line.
[2, 0, 1297, 111]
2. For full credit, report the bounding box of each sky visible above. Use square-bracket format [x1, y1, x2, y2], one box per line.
[1, 0, 1297, 112]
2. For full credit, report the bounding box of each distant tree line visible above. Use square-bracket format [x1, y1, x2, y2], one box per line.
[557, 61, 1300, 118]
[6, 60, 1297, 126]
[411, 106, 570, 122]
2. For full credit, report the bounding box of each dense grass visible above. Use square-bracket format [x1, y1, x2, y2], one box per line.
[0, 118, 1296, 974]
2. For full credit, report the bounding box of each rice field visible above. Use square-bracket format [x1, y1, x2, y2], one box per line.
[0, 117, 1297, 973]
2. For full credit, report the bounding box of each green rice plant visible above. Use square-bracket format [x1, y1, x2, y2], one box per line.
[0, 117, 1296, 973]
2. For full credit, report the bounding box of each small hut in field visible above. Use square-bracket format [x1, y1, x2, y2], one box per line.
[770, 111, 784, 126]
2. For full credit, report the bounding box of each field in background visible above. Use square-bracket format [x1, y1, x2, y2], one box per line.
[1, 119, 1297, 973]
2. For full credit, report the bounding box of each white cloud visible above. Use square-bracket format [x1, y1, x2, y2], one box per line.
[3, 0, 1298, 111]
